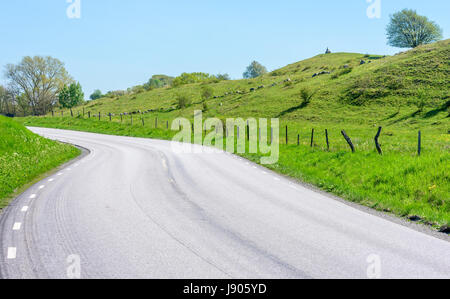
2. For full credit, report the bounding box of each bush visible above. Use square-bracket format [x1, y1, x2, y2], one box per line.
[202, 101, 208, 112]
[177, 94, 191, 109]
[201, 86, 214, 101]
[299, 88, 315, 107]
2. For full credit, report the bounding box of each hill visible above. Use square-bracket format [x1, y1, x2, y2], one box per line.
[18, 40, 450, 228]
[0, 116, 80, 208]
[72, 39, 449, 125]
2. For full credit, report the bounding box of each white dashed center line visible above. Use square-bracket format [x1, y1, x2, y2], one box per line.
[13, 223, 22, 231]
[21, 206, 29, 212]
[48, 178, 54, 182]
[7, 247, 17, 259]
[29, 194, 36, 199]
[57, 173, 63, 176]
[273, 177, 281, 181]
[39, 185, 45, 189]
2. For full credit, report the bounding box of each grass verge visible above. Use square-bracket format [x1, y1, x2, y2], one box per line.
[0, 116, 80, 210]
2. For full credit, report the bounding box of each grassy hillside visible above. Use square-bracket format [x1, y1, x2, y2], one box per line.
[0, 116, 80, 209]
[19, 40, 450, 228]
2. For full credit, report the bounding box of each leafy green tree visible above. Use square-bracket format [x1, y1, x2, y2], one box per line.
[173, 72, 213, 87]
[5, 56, 72, 115]
[90, 89, 103, 100]
[387, 9, 443, 48]
[59, 82, 84, 114]
[215, 73, 231, 80]
[243, 61, 267, 79]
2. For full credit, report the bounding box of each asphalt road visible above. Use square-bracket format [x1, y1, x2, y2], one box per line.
[0, 127, 449, 279]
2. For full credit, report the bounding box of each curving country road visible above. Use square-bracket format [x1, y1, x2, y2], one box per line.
[0, 127, 449, 279]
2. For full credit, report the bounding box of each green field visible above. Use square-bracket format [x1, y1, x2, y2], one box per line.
[17, 40, 450, 228]
[0, 116, 80, 209]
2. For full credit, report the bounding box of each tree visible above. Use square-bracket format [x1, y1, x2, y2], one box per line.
[173, 72, 213, 87]
[90, 89, 103, 100]
[243, 61, 267, 79]
[215, 73, 231, 81]
[387, 9, 443, 48]
[59, 82, 84, 115]
[5, 56, 72, 115]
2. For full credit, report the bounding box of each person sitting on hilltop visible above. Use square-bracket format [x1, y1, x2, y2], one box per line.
[325, 47, 331, 54]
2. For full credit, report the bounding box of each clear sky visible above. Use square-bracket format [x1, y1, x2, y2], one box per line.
[0, 0, 449, 98]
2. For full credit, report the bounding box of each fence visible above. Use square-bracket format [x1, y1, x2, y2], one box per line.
[51, 109, 426, 156]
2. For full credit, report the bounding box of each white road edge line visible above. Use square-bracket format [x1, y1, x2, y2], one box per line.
[13, 223, 22, 231]
[21, 206, 29, 212]
[7, 247, 17, 259]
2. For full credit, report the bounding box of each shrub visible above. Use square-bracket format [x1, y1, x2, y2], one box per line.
[299, 88, 315, 107]
[177, 94, 191, 109]
[201, 86, 214, 101]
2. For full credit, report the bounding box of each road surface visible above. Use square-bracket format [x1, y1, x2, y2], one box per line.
[1, 127, 449, 279]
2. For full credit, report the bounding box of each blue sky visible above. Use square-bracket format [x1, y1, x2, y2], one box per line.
[0, 0, 449, 98]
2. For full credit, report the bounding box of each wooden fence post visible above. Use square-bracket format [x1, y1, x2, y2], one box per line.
[374, 127, 382, 155]
[109, 113, 112, 121]
[61, 111, 63, 117]
[418, 131, 422, 156]
[285, 126, 288, 144]
[247, 124, 250, 141]
[142, 117, 145, 126]
[88, 111, 90, 118]
[310, 129, 314, 147]
[297, 134, 300, 146]
[52, 110, 54, 117]
[341, 130, 355, 153]
[83, 108, 85, 117]
[155, 117, 158, 128]
[166, 121, 169, 129]
[325, 129, 330, 151]
[98, 112, 101, 121]
[120, 114, 123, 122]
[70, 109, 73, 117]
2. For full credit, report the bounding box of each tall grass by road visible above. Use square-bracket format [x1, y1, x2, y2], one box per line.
[0, 116, 80, 209]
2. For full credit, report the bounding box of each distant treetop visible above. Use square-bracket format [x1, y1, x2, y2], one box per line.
[243, 61, 267, 79]
[387, 9, 443, 48]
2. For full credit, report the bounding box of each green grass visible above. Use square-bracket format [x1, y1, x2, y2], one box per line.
[0, 116, 80, 209]
[16, 39, 450, 228]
